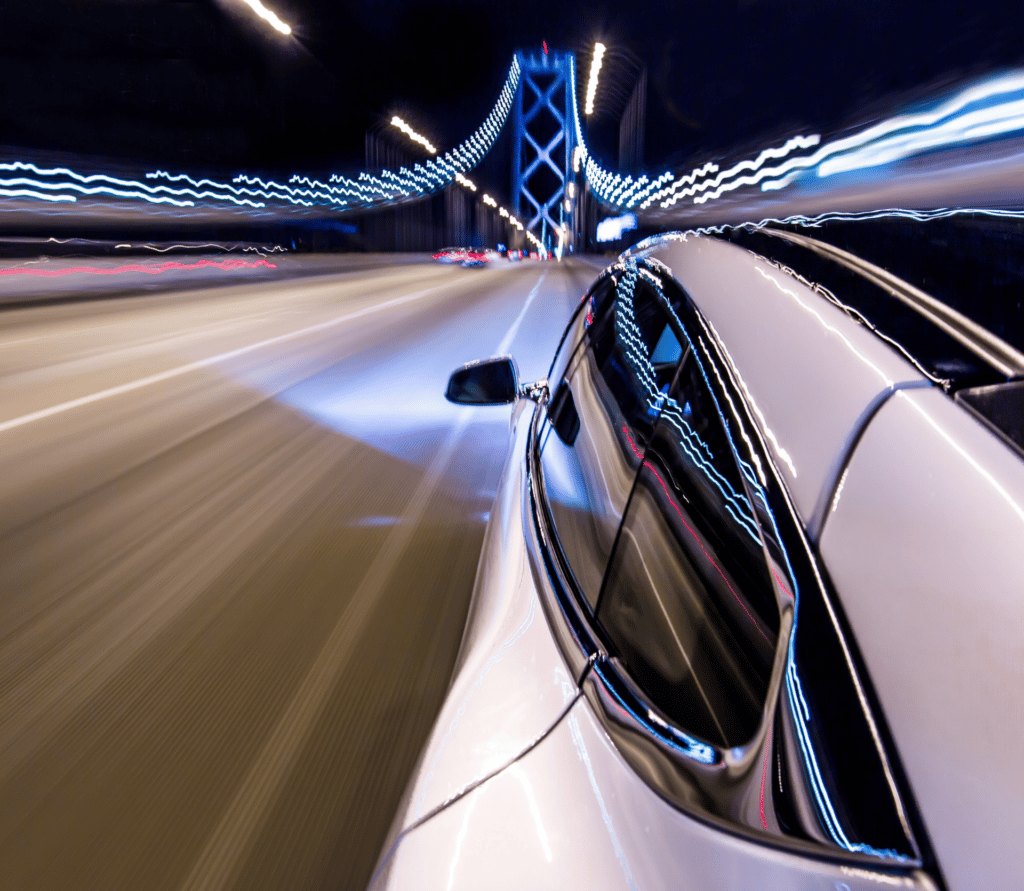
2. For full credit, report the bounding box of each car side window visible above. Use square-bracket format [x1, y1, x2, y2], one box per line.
[545, 275, 615, 390]
[539, 262, 684, 609]
[596, 349, 780, 749]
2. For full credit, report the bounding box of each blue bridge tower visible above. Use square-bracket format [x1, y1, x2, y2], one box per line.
[511, 49, 577, 252]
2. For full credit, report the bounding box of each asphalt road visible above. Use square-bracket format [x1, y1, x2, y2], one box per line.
[0, 256, 603, 891]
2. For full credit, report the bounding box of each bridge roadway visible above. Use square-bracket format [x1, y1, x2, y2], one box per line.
[0, 255, 604, 891]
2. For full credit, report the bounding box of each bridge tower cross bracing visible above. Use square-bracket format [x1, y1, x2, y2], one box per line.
[511, 49, 577, 250]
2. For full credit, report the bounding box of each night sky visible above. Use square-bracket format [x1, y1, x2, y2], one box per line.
[1, 0, 1022, 188]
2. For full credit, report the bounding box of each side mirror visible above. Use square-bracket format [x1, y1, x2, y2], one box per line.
[445, 356, 519, 405]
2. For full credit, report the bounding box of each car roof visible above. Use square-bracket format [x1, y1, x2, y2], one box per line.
[637, 233, 929, 539]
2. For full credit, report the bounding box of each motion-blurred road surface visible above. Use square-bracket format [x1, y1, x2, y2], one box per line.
[0, 255, 603, 891]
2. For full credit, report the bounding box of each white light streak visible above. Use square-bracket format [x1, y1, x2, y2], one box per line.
[508, 765, 553, 862]
[0, 56, 520, 218]
[238, 0, 291, 35]
[584, 42, 606, 115]
[446, 794, 478, 891]
[596, 212, 637, 242]
[390, 116, 437, 154]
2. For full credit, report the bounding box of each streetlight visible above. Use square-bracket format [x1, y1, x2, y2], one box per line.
[390, 116, 437, 155]
[584, 42, 606, 115]
[388, 109, 528, 244]
[237, 0, 291, 35]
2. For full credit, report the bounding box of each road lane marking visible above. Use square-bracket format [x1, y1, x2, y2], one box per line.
[179, 269, 548, 891]
[0, 282, 448, 435]
[496, 271, 547, 356]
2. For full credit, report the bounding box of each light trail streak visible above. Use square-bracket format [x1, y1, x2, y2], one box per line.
[574, 67, 1024, 215]
[584, 42, 606, 116]
[760, 69, 1024, 190]
[391, 116, 437, 154]
[237, 0, 291, 35]
[0, 58, 522, 216]
[0, 258, 277, 278]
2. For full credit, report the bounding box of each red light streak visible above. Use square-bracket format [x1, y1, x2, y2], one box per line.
[770, 566, 793, 600]
[759, 723, 773, 829]
[0, 258, 277, 278]
[623, 426, 770, 642]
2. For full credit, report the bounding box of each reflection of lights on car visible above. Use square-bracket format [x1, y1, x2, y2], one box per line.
[395, 215, 1024, 890]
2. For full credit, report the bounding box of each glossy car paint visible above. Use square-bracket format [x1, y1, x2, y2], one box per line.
[634, 235, 930, 539]
[372, 698, 938, 891]
[539, 342, 642, 608]
[819, 386, 1024, 891]
[375, 230, 1019, 890]
[381, 398, 579, 840]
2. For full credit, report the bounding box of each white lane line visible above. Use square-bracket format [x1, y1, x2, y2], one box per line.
[496, 271, 546, 355]
[179, 269, 549, 891]
[0, 282, 447, 435]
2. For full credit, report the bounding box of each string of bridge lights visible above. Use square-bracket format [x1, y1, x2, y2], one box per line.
[0, 57, 523, 216]
[584, 42, 605, 116]
[570, 45, 814, 211]
[238, 0, 291, 35]
[573, 47, 1024, 216]
[2, 40, 1021, 250]
[390, 116, 437, 154]
[386, 106, 547, 254]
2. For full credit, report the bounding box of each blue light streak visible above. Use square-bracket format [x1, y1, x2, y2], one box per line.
[572, 68, 1024, 214]
[0, 57, 521, 216]
[761, 70, 1024, 190]
[614, 261, 762, 544]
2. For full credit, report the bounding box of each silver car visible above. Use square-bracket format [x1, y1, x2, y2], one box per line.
[370, 214, 1024, 891]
